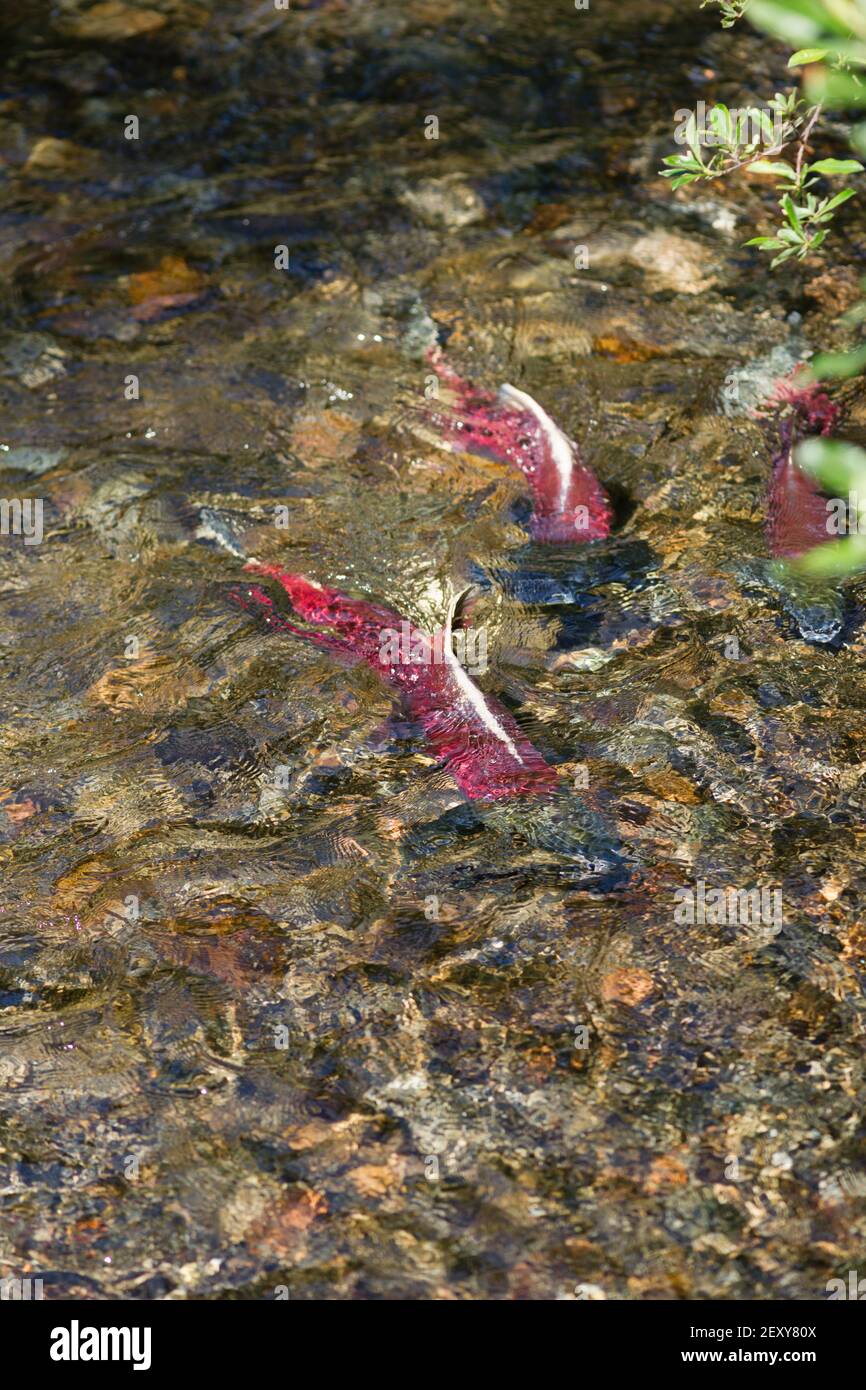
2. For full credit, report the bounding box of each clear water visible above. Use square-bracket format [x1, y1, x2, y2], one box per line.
[1, 0, 865, 1300]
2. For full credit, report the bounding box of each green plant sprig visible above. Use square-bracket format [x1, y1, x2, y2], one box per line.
[700, 0, 751, 27]
[662, 88, 862, 265]
[744, 130, 862, 266]
[660, 92, 803, 193]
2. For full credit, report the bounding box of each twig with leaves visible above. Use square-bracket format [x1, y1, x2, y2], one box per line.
[661, 89, 861, 267]
[700, 0, 750, 27]
[661, 93, 802, 191]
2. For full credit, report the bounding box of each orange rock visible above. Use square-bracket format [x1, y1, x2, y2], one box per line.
[644, 1154, 689, 1193]
[62, 2, 167, 42]
[132, 292, 200, 323]
[247, 1189, 326, 1260]
[819, 874, 847, 903]
[644, 769, 701, 805]
[804, 267, 861, 316]
[284, 1118, 354, 1150]
[88, 648, 208, 713]
[349, 1157, 407, 1198]
[522, 1044, 557, 1085]
[24, 138, 95, 174]
[290, 410, 360, 466]
[600, 967, 656, 1007]
[593, 335, 668, 363]
[127, 256, 206, 319]
[525, 203, 575, 234]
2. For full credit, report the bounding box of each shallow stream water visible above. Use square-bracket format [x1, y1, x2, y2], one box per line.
[1, 0, 866, 1300]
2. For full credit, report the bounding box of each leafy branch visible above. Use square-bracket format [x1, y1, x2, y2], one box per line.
[700, 0, 751, 27]
[660, 92, 803, 191]
[662, 0, 866, 271]
[661, 89, 862, 264]
[744, 141, 862, 266]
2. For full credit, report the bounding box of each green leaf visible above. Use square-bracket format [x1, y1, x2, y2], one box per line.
[748, 1, 858, 43]
[808, 158, 864, 175]
[788, 48, 829, 65]
[749, 159, 797, 179]
[668, 173, 703, 189]
[790, 535, 866, 579]
[805, 68, 866, 108]
[782, 193, 802, 231]
[796, 438, 866, 496]
[819, 187, 857, 214]
[750, 0, 861, 42]
[684, 111, 703, 162]
[661, 155, 705, 173]
[792, 39, 866, 64]
[709, 103, 731, 143]
[743, 236, 787, 247]
[809, 342, 866, 379]
[758, 109, 778, 144]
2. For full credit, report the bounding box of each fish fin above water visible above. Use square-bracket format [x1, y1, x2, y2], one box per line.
[498, 381, 575, 512]
[421, 350, 612, 542]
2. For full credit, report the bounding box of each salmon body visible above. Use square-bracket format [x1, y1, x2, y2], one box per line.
[425, 351, 612, 542]
[233, 561, 559, 802]
[757, 373, 844, 644]
[763, 374, 838, 561]
[767, 451, 833, 560]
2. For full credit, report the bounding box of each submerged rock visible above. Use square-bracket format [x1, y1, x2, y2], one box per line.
[399, 175, 486, 229]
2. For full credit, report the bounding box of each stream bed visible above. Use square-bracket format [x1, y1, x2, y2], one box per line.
[1, 0, 865, 1300]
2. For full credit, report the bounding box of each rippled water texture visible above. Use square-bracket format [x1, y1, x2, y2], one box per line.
[1, 0, 866, 1300]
